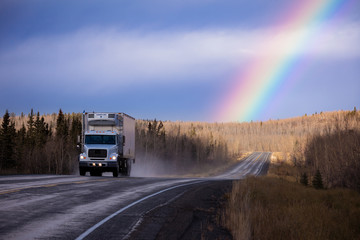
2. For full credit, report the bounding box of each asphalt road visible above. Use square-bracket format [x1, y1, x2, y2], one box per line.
[0, 152, 270, 240]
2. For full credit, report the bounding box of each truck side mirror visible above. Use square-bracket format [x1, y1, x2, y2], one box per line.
[77, 135, 81, 144]
[123, 136, 126, 146]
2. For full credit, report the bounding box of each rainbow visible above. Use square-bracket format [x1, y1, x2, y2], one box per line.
[216, 0, 351, 122]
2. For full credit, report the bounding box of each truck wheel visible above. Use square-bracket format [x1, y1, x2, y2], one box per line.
[79, 168, 86, 176]
[125, 159, 132, 177]
[113, 168, 119, 177]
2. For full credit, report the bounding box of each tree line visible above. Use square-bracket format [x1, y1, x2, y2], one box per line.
[0, 109, 81, 174]
[303, 126, 360, 190]
[135, 119, 230, 174]
[1, 108, 359, 191]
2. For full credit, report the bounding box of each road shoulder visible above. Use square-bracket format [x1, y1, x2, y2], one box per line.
[128, 180, 233, 240]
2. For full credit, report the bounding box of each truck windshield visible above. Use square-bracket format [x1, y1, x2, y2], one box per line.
[85, 135, 116, 144]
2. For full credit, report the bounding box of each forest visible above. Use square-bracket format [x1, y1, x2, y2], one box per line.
[0, 108, 359, 190]
[0, 109, 81, 174]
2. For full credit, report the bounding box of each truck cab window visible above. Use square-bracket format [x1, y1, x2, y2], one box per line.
[85, 135, 116, 144]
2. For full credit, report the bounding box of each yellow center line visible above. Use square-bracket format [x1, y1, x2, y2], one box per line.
[246, 152, 264, 168]
[0, 189, 23, 195]
[74, 181, 90, 184]
[0, 178, 115, 195]
[255, 152, 263, 161]
[0, 186, 33, 195]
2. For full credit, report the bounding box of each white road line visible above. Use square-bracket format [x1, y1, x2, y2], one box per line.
[255, 152, 271, 176]
[122, 187, 189, 240]
[215, 153, 258, 179]
[217, 152, 265, 179]
[75, 152, 270, 239]
[75, 180, 205, 240]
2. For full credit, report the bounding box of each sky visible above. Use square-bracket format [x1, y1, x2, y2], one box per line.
[0, 0, 359, 122]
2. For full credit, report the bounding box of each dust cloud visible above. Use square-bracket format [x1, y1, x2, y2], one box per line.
[131, 152, 180, 178]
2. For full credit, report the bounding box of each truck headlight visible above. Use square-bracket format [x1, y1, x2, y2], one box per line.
[109, 155, 117, 160]
[80, 154, 86, 160]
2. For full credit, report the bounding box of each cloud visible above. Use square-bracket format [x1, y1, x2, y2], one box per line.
[308, 22, 360, 58]
[1, 23, 359, 90]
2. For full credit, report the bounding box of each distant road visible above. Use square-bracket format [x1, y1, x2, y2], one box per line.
[0, 152, 270, 240]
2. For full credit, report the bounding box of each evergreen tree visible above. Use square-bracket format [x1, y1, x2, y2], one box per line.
[34, 112, 48, 147]
[70, 114, 82, 145]
[312, 169, 324, 189]
[56, 109, 68, 139]
[15, 123, 27, 169]
[54, 109, 73, 174]
[26, 109, 35, 147]
[300, 172, 308, 186]
[157, 121, 164, 136]
[0, 110, 17, 168]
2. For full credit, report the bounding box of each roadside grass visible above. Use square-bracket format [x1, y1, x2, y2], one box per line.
[222, 176, 360, 240]
[267, 160, 300, 183]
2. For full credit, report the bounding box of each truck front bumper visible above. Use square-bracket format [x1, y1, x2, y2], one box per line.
[79, 161, 118, 172]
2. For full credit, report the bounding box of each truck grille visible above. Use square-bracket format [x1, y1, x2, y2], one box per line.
[88, 149, 107, 158]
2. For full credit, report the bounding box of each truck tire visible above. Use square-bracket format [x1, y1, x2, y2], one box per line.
[113, 168, 119, 177]
[79, 168, 86, 176]
[125, 159, 132, 177]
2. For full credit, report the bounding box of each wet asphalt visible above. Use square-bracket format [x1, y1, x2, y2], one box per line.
[0, 152, 270, 240]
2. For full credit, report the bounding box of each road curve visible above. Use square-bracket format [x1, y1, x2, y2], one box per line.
[0, 152, 270, 240]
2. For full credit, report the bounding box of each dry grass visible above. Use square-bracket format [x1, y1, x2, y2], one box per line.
[222, 177, 360, 240]
[265, 152, 299, 182]
[270, 152, 291, 165]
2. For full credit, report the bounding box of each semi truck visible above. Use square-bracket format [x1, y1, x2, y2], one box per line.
[78, 112, 135, 177]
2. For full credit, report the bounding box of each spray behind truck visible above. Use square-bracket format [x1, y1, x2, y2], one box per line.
[79, 112, 135, 177]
